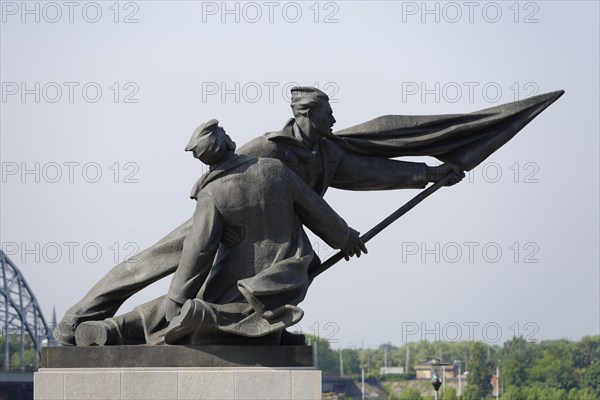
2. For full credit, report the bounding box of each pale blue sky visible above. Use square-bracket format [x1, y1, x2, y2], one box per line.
[1, 1, 598, 348]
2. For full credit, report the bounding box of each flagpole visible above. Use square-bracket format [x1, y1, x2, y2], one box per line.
[308, 173, 454, 280]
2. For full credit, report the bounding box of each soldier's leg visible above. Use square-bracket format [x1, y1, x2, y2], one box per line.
[74, 297, 166, 346]
[55, 218, 193, 345]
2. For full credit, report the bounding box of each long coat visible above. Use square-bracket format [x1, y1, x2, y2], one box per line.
[162, 154, 350, 338]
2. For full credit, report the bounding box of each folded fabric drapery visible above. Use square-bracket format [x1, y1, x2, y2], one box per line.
[335, 90, 564, 171]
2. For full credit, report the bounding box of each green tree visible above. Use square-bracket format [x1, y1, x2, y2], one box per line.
[461, 384, 482, 400]
[306, 335, 337, 375]
[340, 347, 361, 376]
[528, 340, 576, 390]
[499, 336, 540, 388]
[567, 387, 598, 400]
[517, 385, 568, 400]
[572, 336, 600, 369]
[10, 348, 36, 370]
[399, 387, 422, 400]
[463, 342, 492, 399]
[1, 332, 38, 370]
[440, 387, 458, 400]
[578, 360, 600, 398]
[502, 385, 522, 400]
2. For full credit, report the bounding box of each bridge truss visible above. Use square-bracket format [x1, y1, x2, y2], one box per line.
[0, 249, 51, 370]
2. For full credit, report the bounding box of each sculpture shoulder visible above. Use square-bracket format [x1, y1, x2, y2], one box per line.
[254, 157, 285, 169]
[251, 157, 294, 181]
[237, 135, 285, 159]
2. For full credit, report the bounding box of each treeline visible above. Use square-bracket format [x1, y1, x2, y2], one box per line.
[0, 333, 37, 370]
[310, 335, 599, 400]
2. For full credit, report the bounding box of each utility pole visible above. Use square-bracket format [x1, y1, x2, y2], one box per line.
[361, 366, 365, 400]
[384, 345, 388, 368]
[405, 346, 410, 372]
[457, 361, 462, 397]
[442, 365, 446, 392]
[312, 339, 318, 369]
[496, 364, 500, 400]
[339, 348, 344, 376]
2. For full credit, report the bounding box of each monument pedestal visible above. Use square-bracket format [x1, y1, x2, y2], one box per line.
[35, 346, 321, 400]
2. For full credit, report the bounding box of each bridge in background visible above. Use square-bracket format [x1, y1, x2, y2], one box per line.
[1, 249, 53, 400]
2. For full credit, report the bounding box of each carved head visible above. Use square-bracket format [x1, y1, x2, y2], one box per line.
[185, 119, 236, 164]
[290, 86, 336, 139]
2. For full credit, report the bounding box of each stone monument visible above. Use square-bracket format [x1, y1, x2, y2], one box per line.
[35, 87, 564, 399]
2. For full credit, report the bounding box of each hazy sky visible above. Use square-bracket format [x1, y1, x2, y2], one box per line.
[1, 1, 598, 349]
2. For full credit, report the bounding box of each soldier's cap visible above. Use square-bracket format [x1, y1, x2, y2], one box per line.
[185, 119, 220, 151]
[290, 86, 329, 109]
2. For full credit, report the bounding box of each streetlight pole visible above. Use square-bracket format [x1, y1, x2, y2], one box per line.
[430, 359, 450, 400]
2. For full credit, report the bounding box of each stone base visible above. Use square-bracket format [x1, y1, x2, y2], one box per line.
[35, 367, 322, 400]
[41, 345, 314, 368]
[36, 345, 319, 399]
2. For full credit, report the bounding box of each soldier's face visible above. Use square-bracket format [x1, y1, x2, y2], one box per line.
[309, 102, 336, 137]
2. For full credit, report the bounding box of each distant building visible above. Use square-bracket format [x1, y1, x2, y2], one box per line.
[415, 359, 455, 380]
[380, 367, 405, 375]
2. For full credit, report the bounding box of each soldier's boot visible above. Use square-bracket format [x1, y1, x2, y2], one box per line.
[75, 318, 121, 346]
[53, 321, 77, 346]
[163, 299, 200, 345]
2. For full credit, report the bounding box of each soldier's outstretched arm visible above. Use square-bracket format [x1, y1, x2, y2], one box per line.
[331, 149, 432, 191]
[287, 166, 366, 259]
[331, 149, 464, 190]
